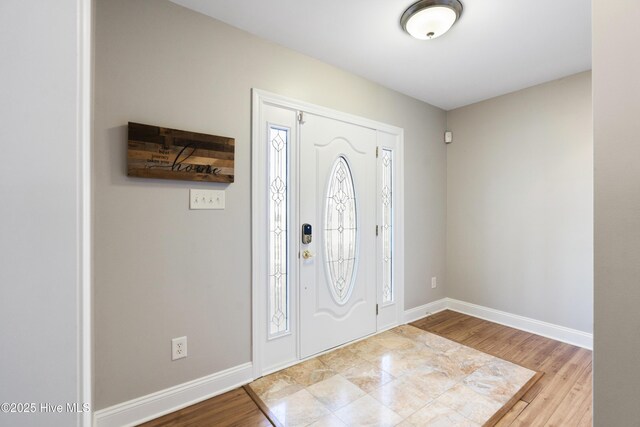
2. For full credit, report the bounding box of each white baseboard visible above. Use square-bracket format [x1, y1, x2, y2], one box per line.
[403, 298, 449, 323]
[445, 298, 593, 350]
[93, 362, 253, 427]
[95, 299, 592, 426]
[403, 298, 592, 350]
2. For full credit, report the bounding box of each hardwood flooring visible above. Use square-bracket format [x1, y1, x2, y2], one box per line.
[411, 310, 593, 426]
[138, 310, 592, 426]
[138, 387, 272, 427]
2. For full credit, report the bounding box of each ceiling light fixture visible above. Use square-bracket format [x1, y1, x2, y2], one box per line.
[401, 0, 463, 40]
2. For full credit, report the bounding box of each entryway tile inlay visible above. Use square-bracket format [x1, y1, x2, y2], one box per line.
[248, 325, 537, 426]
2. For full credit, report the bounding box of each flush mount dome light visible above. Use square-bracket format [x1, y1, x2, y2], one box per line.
[401, 0, 463, 40]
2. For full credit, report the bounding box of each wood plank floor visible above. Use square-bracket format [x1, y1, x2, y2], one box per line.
[138, 310, 592, 426]
[411, 310, 593, 426]
[138, 387, 272, 427]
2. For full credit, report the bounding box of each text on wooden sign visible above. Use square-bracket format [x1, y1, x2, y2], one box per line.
[127, 122, 235, 183]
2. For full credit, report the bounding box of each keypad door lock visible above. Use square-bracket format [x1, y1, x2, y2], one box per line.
[302, 223, 312, 244]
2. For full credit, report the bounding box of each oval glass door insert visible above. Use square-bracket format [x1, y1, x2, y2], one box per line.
[324, 156, 358, 304]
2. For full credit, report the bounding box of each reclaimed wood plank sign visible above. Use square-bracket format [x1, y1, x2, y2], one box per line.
[127, 122, 235, 183]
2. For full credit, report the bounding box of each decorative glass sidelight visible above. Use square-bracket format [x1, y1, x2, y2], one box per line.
[268, 126, 289, 337]
[381, 149, 394, 304]
[324, 156, 358, 304]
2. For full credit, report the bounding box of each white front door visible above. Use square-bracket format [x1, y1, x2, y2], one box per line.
[299, 113, 377, 358]
[252, 90, 404, 376]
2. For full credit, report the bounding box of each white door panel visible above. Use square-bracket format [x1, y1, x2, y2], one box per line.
[300, 113, 377, 358]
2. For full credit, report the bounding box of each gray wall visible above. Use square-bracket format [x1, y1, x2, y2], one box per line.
[94, 0, 446, 409]
[593, 0, 640, 423]
[0, 1, 85, 426]
[446, 72, 593, 333]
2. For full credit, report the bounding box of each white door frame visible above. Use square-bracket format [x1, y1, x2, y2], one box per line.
[79, 0, 93, 423]
[251, 89, 405, 378]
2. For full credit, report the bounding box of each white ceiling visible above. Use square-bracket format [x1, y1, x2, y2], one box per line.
[170, 0, 592, 110]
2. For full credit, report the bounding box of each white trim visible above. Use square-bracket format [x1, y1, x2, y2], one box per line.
[252, 90, 403, 135]
[446, 298, 593, 350]
[394, 133, 405, 325]
[251, 90, 264, 379]
[93, 363, 253, 427]
[93, 297, 591, 427]
[403, 298, 592, 350]
[76, 0, 92, 425]
[403, 298, 449, 323]
[402, 298, 592, 349]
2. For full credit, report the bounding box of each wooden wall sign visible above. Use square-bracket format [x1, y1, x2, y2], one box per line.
[127, 122, 235, 183]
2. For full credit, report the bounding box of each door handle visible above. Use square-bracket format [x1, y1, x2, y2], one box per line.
[302, 250, 314, 259]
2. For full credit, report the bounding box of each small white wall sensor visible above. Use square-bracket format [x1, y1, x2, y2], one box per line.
[445, 131, 453, 144]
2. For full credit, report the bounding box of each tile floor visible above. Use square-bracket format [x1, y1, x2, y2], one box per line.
[249, 325, 536, 426]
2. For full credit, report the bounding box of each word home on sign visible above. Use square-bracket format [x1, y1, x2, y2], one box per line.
[127, 122, 235, 183]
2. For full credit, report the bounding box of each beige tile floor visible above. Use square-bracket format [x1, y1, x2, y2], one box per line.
[249, 325, 536, 427]
[250, 325, 535, 427]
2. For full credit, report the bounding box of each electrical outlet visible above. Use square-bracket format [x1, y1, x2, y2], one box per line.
[189, 189, 225, 210]
[171, 336, 187, 360]
[431, 277, 437, 289]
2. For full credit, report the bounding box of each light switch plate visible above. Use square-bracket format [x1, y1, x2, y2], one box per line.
[190, 189, 225, 210]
